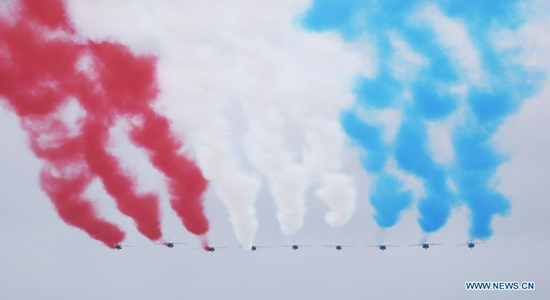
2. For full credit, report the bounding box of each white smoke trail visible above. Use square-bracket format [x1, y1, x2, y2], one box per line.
[242, 100, 309, 233]
[193, 118, 261, 248]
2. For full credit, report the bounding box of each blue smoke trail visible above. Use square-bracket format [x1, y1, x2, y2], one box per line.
[341, 110, 413, 228]
[303, 0, 537, 238]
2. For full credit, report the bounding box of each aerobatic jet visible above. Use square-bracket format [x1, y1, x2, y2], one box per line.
[323, 242, 352, 251]
[280, 242, 310, 251]
[199, 244, 228, 252]
[154, 239, 186, 249]
[113, 243, 133, 250]
[239, 244, 268, 251]
[410, 241, 441, 250]
[456, 241, 486, 249]
[367, 243, 398, 251]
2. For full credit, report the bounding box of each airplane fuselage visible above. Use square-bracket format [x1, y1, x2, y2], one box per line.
[114, 244, 122, 250]
[336, 245, 342, 251]
[380, 245, 386, 251]
[208, 247, 215, 252]
[468, 243, 475, 249]
[251, 246, 257, 251]
[422, 244, 429, 249]
[166, 243, 174, 248]
[292, 245, 298, 250]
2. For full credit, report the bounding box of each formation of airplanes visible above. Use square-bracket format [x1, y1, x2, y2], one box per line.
[111, 240, 486, 251]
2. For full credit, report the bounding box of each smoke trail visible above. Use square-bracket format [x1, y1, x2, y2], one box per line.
[80, 119, 162, 241]
[21, 115, 126, 247]
[341, 111, 413, 228]
[129, 110, 209, 237]
[394, 117, 456, 232]
[74, 41, 168, 241]
[65, 1, 372, 237]
[243, 102, 308, 233]
[0, 0, 216, 245]
[40, 166, 125, 247]
[300, 120, 358, 228]
[303, 0, 535, 238]
[0, 0, 126, 246]
[193, 118, 260, 248]
[78, 2, 210, 241]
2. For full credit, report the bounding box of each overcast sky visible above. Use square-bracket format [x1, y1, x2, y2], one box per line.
[1, 0, 549, 299]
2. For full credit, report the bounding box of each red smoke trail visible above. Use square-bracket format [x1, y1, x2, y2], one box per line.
[40, 167, 125, 247]
[24, 116, 126, 248]
[0, 1, 125, 247]
[87, 39, 210, 242]
[80, 119, 162, 241]
[0, 0, 210, 245]
[130, 108, 210, 240]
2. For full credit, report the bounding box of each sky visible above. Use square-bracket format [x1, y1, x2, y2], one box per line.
[0, 0, 549, 299]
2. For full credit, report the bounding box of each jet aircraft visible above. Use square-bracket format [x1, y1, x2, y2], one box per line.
[323, 242, 352, 251]
[456, 241, 486, 249]
[280, 242, 310, 251]
[410, 242, 441, 249]
[239, 244, 268, 251]
[199, 244, 228, 252]
[367, 244, 398, 251]
[154, 239, 186, 249]
[113, 243, 133, 250]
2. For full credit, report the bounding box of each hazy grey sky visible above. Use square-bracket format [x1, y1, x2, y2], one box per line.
[1, 0, 549, 299]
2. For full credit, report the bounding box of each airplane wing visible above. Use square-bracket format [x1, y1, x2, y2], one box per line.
[386, 245, 398, 247]
[296, 244, 311, 247]
[172, 242, 186, 245]
[426, 243, 442, 246]
[455, 243, 469, 246]
[120, 244, 134, 247]
[367, 245, 380, 247]
[474, 241, 487, 245]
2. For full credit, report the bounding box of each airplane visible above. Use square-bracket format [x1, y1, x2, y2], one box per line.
[456, 241, 486, 249]
[323, 242, 352, 251]
[154, 239, 186, 249]
[280, 242, 310, 251]
[367, 243, 398, 251]
[410, 241, 442, 250]
[198, 244, 228, 252]
[239, 244, 268, 251]
[113, 243, 133, 250]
